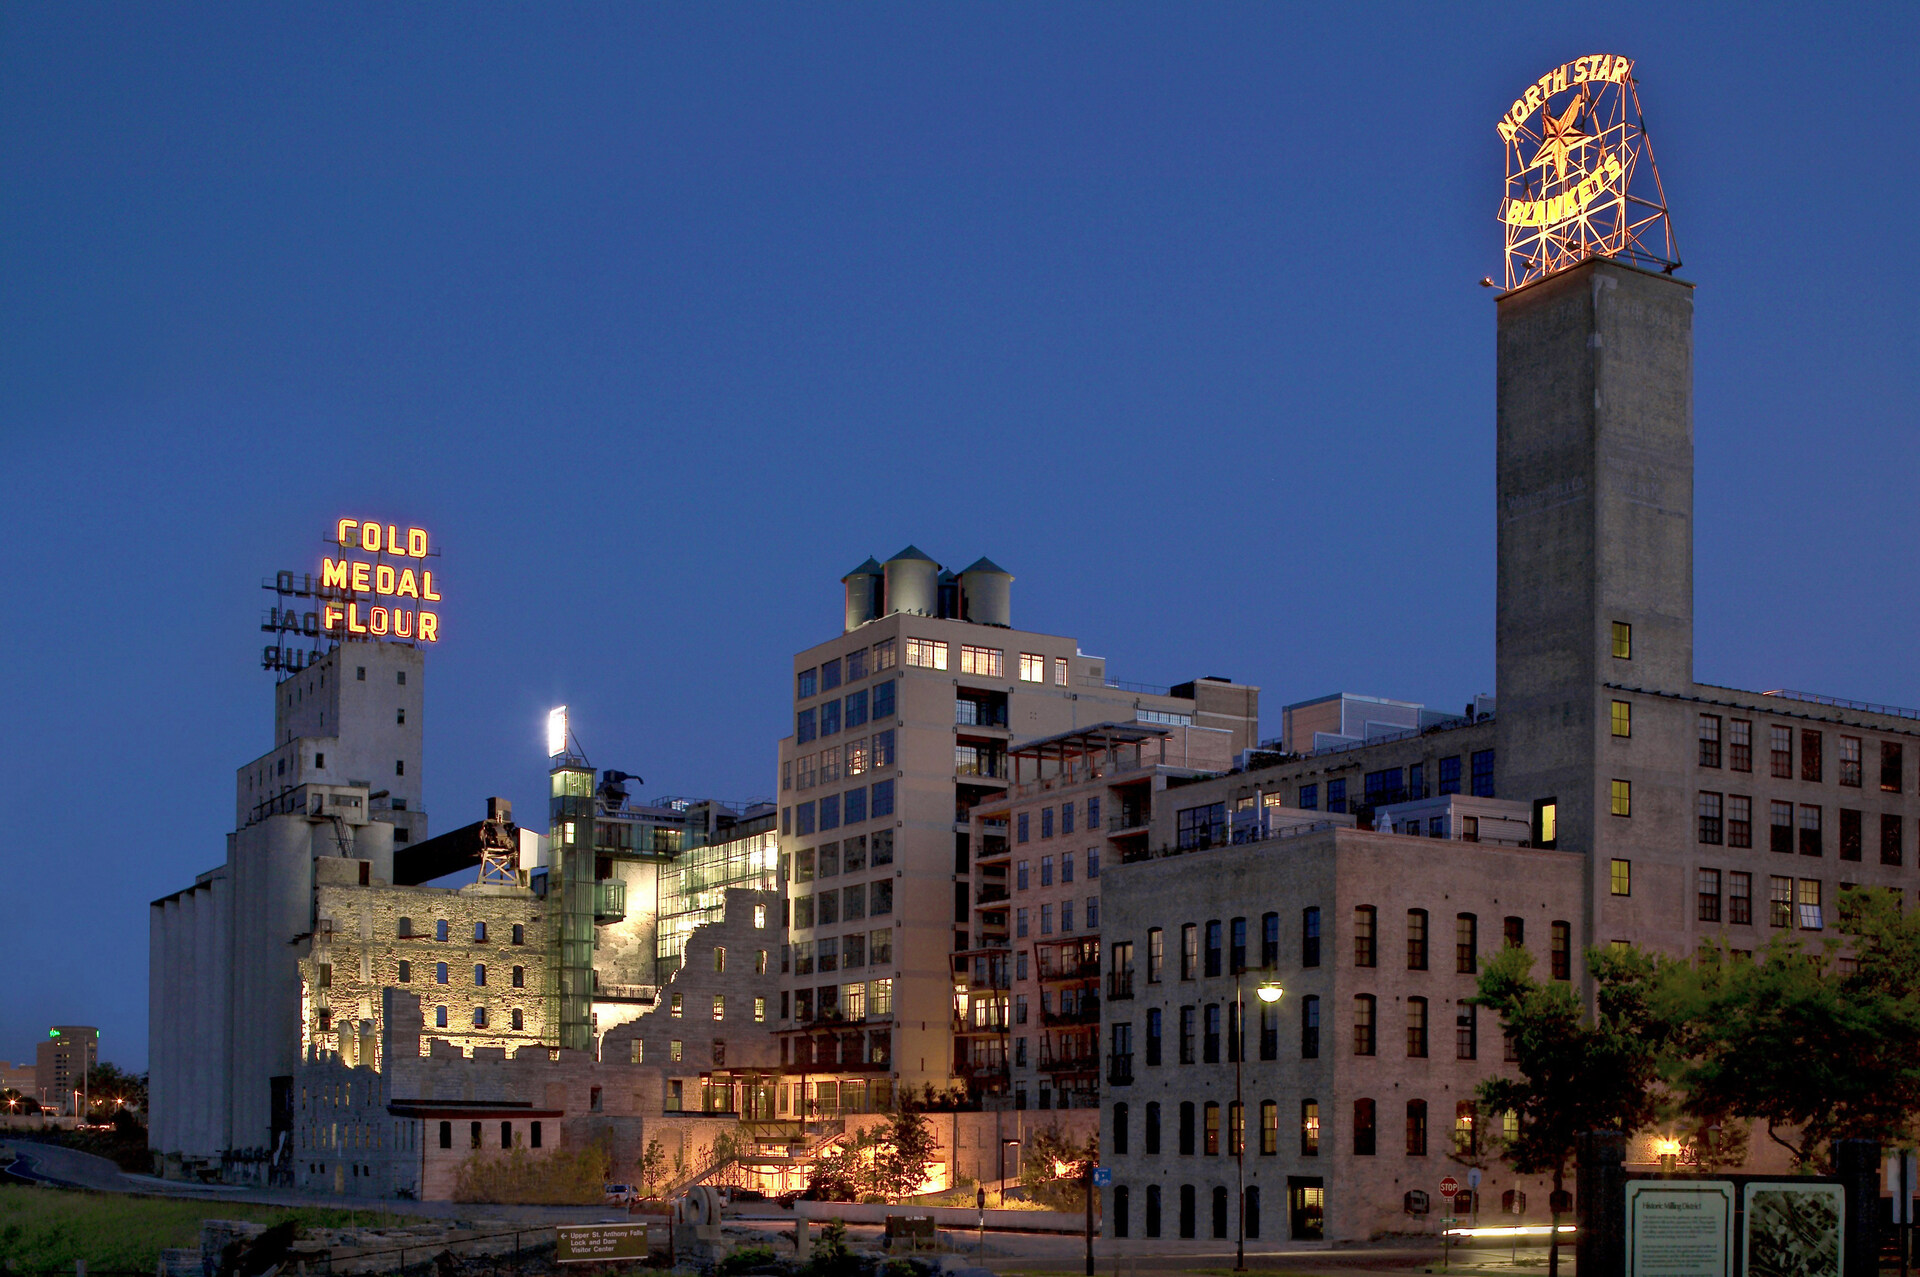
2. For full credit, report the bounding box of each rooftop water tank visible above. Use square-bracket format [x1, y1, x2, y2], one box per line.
[883, 546, 939, 617]
[958, 556, 1013, 627]
[842, 557, 884, 632]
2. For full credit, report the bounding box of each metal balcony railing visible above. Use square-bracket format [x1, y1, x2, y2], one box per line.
[1107, 970, 1135, 1000]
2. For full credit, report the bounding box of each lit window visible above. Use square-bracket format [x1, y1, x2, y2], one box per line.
[1609, 859, 1631, 896]
[669, 1040, 683, 1062]
[1768, 876, 1793, 928]
[906, 638, 948, 670]
[1797, 880, 1823, 931]
[1054, 657, 1069, 686]
[1019, 653, 1045, 682]
[754, 904, 767, 928]
[959, 645, 1003, 677]
[1610, 700, 1631, 737]
[670, 993, 683, 1018]
[1611, 621, 1631, 659]
[1611, 779, 1631, 817]
[713, 995, 726, 1021]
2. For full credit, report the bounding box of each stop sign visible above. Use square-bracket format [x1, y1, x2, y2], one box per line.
[1440, 1176, 1460, 1197]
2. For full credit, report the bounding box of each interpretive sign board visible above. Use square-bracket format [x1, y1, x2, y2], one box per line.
[1742, 1183, 1844, 1277]
[1626, 1181, 1733, 1277]
[556, 1222, 654, 1263]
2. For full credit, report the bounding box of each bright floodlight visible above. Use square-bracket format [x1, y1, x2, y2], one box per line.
[1256, 982, 1284, 1003]
[546, 706, 568, 757]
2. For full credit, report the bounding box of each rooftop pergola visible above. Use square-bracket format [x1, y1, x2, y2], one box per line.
[1008, 720, 1171, 787]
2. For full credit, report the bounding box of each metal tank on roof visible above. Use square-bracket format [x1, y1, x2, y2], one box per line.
[841, 558, 884, 632]
[883, 546, 939, 617]
[958, 556, 1013, 627]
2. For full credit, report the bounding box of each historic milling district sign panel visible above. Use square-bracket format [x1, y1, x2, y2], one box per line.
[1498, 55, 1679, 289]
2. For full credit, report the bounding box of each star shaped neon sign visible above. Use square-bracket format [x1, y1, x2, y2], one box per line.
[1529, 96, 1592, 182]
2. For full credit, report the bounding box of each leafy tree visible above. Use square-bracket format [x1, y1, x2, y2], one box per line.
[1658, 888, 1920, 1171]
[1018, 1122, 1097, 1211]
[873, 1109, 939, 1200]
[1475, 943, 1671, 1277]
[638, 1139, 669, 1196]
[84, 1064, 146, 1114]
[1, 1088, 40, 1115]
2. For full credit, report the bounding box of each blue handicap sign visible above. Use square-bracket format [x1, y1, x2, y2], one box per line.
[1091, 1167, 1112, 1187]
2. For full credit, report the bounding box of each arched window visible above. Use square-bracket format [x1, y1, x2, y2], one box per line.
[1353, 1098, 1376, 1155]
[1179, 1101, 1196, 1155]
[1353, 994, 1376, 1055]
[1203, 1101, 1221, 1155]
[397, 916, 413, 938]
[1113, 1185, 1129, 1237]
[1146, 1185, 1162, 1237]
[1179, 1184, 1196, 1238]
[1145, 1101, 1161, 1154]
[1406, 1099, 1428, 1156]
[1246, 1186, 1261, 1238]
[434, 1005, 447, 1028]
[1211, 1186, 1230, 1239]
[1259, 1100, 1278, 1155]
[437, 1120, 451, 1149]
[1113, 1102, 1129, 1156]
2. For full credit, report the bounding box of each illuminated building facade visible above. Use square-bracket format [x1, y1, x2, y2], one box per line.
[35, 1026, 99, 1114]
[772, 548, 1258, 1120]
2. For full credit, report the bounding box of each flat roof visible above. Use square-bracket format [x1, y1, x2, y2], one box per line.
[1010, 721, 1171, 758]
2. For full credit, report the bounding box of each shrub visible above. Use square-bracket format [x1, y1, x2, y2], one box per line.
[452, 1140, 610, 1204]
[718, 1245, 779, 1275]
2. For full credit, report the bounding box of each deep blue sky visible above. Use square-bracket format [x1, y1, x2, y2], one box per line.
[3, 6, 1914, 1071]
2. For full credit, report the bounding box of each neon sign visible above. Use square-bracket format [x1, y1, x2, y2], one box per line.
[260, 519, 444, 673]
[1497, 55, 1678, 289]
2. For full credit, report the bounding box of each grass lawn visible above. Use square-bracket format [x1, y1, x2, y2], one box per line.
[0, 1188, 424, 1271]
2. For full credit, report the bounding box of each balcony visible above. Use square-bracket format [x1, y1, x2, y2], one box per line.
[1041, 998, 1100, 1027]
[1107, 970, 1136, 1000]
[1036, 960, 1102, 983]
[1038, 1050, 1099, 1075]
[1108, 810, 1150, 834]
[956, 1058, 1009, 1082]
[594, 880, 626, 921]
[955, 701, 1011, 729]
[1106, 1053, 1134, 1087]
[976, 883, 1010, 906]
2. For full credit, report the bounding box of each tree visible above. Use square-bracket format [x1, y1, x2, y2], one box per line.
[1018, 1122, 1097, 1212]
[1475, 942, 1671, 1277]
[1658, 888, 1920, 1171]
[1, 1088, 39, 1116]
[872, 1109, 939, 1200]
[638, 1139, 669, 1197]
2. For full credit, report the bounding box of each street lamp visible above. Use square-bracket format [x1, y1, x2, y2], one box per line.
[1235, 973, 1284, 1271]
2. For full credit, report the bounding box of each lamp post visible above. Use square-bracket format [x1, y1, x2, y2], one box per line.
[1234, 973, 1285, 1271]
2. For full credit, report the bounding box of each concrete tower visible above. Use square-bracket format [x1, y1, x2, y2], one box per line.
[1493, 257, 1694, 940]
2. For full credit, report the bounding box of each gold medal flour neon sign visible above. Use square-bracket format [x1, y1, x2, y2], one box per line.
[1497, 55, 1678, 289]
[321, 519, 442, 642]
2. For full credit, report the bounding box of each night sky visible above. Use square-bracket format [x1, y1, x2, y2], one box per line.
[2, 6, 1914, 1071]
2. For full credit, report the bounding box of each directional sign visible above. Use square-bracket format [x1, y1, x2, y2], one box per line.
[1092, 1167, 1113, 1187]
[1440, 1176, 1460, 1197]
[1468, 1168, 1483, 1189]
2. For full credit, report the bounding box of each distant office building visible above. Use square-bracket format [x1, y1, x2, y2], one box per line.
[772, 549, 1257, 1119]
[36, 1027, 98, 1113]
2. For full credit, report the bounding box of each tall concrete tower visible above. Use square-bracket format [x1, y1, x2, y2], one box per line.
[1494, 258, 1694, 928]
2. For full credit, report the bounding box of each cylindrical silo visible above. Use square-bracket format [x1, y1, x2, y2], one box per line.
[959, 557, 1013, 627]
[841, 558, 884, 631]
[882, 546, 939, 617]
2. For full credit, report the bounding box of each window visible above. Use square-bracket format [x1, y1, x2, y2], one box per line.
[1768, 876, 1793, 928]
[712, 995, 726, 1021]
[1551, 921, 1571, 979]
[1438, 756, 1461, 795]
[438, 1120, 452, 1149]
[1112, 1102, 1129, 1156]
[1179, 1006, 1196, 1064]
[796, 709, 816, 744]
[1729, 872, 1753, 925]
[1144, 1102, 1162, 1153]
[1179, 1101, 1196, 1155]
[1882, 813, 1904, 867]
[1041, 810, 1054, 840]
[1611, 621, 1632, 659]
[473, 964, 486, 986]
[1262, 912, 1280, 967]
[872, 681, 896, 721]
[1729, 795, 1752, 848]
[1771, 726, 1793, 778]
[1259, 1000, 1278, 1060]
[1019, 653, 1045, 682]
[1698, 791, 1724, 844]
[1180, 924, 1198, 979]
[1611, 779, 1632, 817]
[1771, 800, 1794, 854]
[1797, 879, 1824, 930]
[1471, 750, 1496, 797]
[1840, 808, 1862, 862]
[436, 962, 448, 984]
[1698, 869, 1722, 922]
[1456, 1004, 1477, 1059]
[511, 1008, 523, 1031]
[1062, 805, 1076, 838]
[1301, 995, 1320, 1058]
[436, 918, 449, 942]
[1302, 907, 1321, 967]
[906, 638, 948, 670]
[845, 690, 868, 729]
[1202, 1004, 1222, 1063]
[1353, 995, 1376, 1056]
[1298, 783, 1318, 810]
[1229, 916, 1246, 971]
[1799, 804, 1822, 857]
[797, 668, 818, 699]
[1017, 813, 1030, 844]
[1054, 656, 1069, 685]
[1145, 927, 1164, 982]
[474, 1007, 488, 1028]
[1146, 1008, 1163, 1066]
[1455, 913, 1477, 974]
[1611, 700, 1632, 737]
[1205, 920, 1223, 976]
[511, 923, 524, 946]
[1260, 1101, 1279, 1155]
[435, 1005, 447, 1028]
[1406, 1099, 1428, 1156]
[1327, 779, 1347, 814]
[873, 638, 897, 671]
[1040, 904, 1053, 934]
[1801, 730, 1823, 782]
[1840, 736, 1861, 787]
[1610, 859, 1631, 896]
[1726, 718, 1752, 772]
[1882, 742, 1903, 793]
[1353, 1099, 1376, 1156]
[1699, 714, 1722, 767]
[1406, 909, 1428, 970]
[1503, 916, 1524, 949]
[959, 645, 1003, 677]
[397, 960, 411, 983]
[1204, 1102, 1221, 1155]
[1406, 998, 1428, 1058]
[820, 701, 840, 737]
[1352, 906, 1376, 967]
[396, 758, 405, 776]
[1301, 1100, 1321, 1155]
[1177, 803, 1226, 850]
